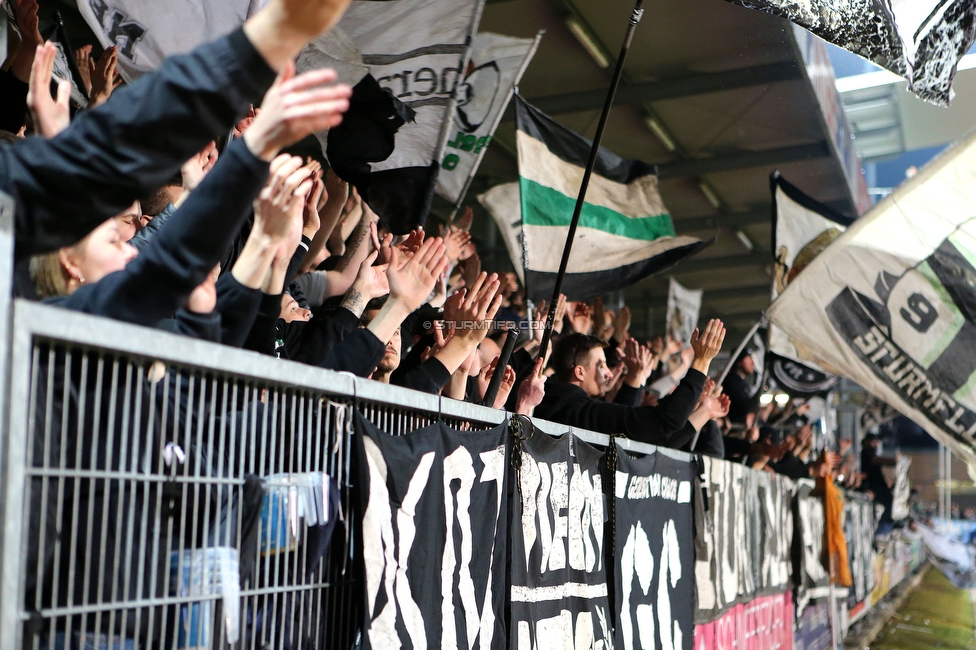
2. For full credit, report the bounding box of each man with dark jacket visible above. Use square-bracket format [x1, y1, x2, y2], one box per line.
[534, 319, 726, 446]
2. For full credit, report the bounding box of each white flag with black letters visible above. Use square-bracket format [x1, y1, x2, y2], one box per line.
[766, 129, 976, 476]
[665, 278, 702, 345]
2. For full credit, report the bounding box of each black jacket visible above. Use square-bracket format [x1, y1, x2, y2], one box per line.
[1, 28, 274, 260]
[534, 369, 707, 446]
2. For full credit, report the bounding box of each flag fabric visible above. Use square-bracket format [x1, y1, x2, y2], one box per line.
[666, 278, 702, 345]
[613, 445, 696, 650]
[41, 13, 89, 108]
[768, 173, 854, 396]
[766, 129, 976, 475]
[334, 0, 485, 234]
[510, 428, 611, 649]
[76, 0, 252, 82]
[514, 96, 710, 303]
[478, 182, 526, 284]
[722, 0, 976, 106]
[436, 31, 542, 207]
[354, 412, 509, 649]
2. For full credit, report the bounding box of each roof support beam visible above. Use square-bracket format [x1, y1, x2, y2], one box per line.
[656, 142, 831, 179]
[502, 61, 802, 119]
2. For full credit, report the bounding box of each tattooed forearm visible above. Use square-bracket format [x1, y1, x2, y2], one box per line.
[341, 289, 367, 318]
[335, 210, 371, 273]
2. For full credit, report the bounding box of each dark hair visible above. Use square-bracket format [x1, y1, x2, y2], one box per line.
[551, 333, 606, 382]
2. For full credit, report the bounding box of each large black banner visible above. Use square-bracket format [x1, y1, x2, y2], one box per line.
[613, 447, 695, 650]
[794, 480, 830, 614]
[510, 429, 611, 649]
[355, 413, 509, 649]
[694, 457, 793, 623]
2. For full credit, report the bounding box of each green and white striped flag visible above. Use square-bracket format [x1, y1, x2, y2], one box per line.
[514, 95, 710, 302]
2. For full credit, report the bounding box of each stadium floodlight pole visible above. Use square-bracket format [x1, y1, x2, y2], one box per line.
[537, 0, 645, 364]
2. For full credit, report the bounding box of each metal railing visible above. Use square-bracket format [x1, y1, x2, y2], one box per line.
[0, 293, 674, 650]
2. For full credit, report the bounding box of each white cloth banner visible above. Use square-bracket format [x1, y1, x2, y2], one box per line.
[338, 0, 484, 174]
[76, 0, 255, 82]
[478, 182, 525, 283]
[767, 130, 976, 475]
[436, 31, 541, 206]
[666, 278, 702, 344]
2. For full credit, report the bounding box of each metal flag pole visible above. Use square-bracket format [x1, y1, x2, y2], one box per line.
[537, 0, 645, 363]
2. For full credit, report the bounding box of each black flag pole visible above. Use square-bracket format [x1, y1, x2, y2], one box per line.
[537, 0, 645, 364]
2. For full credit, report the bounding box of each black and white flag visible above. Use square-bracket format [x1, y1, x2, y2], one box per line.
[337, 0, 485, 233]
[665, 278, 702, 345]
[479, 182, 526, 284]
[693, 457, 793, 623]
[436, 31, 542, 207]
[722, 0, 976, 105]
[766, 130, 976, 476]
[768, 173, 854, 397]
[76, 0, 250, 82]
[511, 429, 611, 650]
[355, 413, 509, 649]
[42, 12, 90, 107]
[613, 447, 695, 650]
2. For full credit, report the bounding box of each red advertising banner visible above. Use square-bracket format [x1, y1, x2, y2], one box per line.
[694, 592, 794, 650]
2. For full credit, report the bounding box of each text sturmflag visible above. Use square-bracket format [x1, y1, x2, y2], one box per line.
[766, 130, 976, 476]
[665, 278, 702, 345]
[354, 413, 508, 649]
[334, 0, 485, 234]
[479, 182, 526, 284]
[514, 95, 710, 303]
[510, 428, 611, 649]
[721, 0, 976, 105]
[768, 173, 854, 396]
[613, 446, 695, 650]
[436, 32, 542, 207]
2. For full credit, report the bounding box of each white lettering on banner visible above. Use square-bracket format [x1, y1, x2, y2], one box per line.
[362, 437, 433, 649]
[516, 608, 612, 650]
[619, 522, 654, 650]
[658, 520, 682, 650]
[519, 454, 605, 578]
[625, 473, 680, 501]
[618, 519, 684, 650]
[364, 439, 506, 649]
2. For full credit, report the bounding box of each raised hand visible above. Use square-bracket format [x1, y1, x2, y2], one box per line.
[568, 301, 592, 334]
[622, 337, 655, 388]
[516, 357, 547, 416]
[386, 236, 448, 314]
[591, 297, 606, 340]
[690, 319, 726, 374]
[9, 0, 42, 83]
[75, 44, 93, 94]
[613, 305, 632, 341]
[253, 154, 313, 246]
[27, 43, 71, 138]
[444, 227, 472, 263]
[181, 142, 219, 193]
[243, 63, 352, 162]
[342, 250, 388, 317]
[449, 272, 503, 348]
[303, 170, 325, 238]
[552, 293, 568, 334]
[89, 45, 123, 107]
